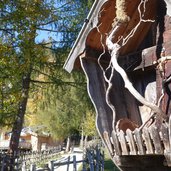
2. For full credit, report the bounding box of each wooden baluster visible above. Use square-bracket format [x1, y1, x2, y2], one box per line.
[111, 130, 121, 155]
[73, 155, 77, 171]
[142, 127, 154, 154]
[67, 156, 70, 171]
[126, 129, 137, 155]
[118, 130, 129, 155]
[134, 128, 145, 155]
[149, 125, 163, 154]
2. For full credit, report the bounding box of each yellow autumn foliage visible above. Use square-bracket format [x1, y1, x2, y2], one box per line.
[83, 111, 96, 136]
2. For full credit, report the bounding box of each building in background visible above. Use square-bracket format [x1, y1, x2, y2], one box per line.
[0, 126, 61, 151]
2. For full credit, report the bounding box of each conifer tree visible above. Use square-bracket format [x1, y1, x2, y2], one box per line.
[0, 0, 94, 160]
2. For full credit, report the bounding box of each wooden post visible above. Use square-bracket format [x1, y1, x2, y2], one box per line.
[143, 128, 154, 154]
[48, 160, 54, 171]
[165, 115, 171, 166]
[101, 151, 104, 171]
[82, 159, 87, 171]
[1, 157, 5, 171]
[44, 164, 50, 171]
[67, 156, 70, 171]
[111, 130, 121, 155]
[126, 129, 137, 155]
[30, 164, 36, 171]
[96, 147, 100, 171]
[87, 150, 94, 171]
[134, 128, 145, 155]
[21, 162, 26, 171]
[15, 156, 20, 171]
[73, 155, 77, 171]
[82, 152, 87, 171]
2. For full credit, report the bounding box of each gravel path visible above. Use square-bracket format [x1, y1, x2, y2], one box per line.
[54, 148, 83, 171]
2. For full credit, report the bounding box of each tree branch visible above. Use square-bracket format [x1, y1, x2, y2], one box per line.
[36, 27, 59, 33]
[30, 80, 55, 84]
[106, 37, 165, 118]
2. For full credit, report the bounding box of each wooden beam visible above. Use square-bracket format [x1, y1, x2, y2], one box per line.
[120, 40, 171, 72]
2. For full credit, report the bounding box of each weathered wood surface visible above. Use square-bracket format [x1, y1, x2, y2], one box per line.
[120, 40, 171, 72]
[27, 148, 105, 171]
[142, 127, 154, 154]
[126, 129, 137, 155]
[81, 58, 113, 137]
[0, 146, 62, 171]
[86, 0, 157, 55]
[160, 124, 170, 153]
[106, 122, 171, 169]
[134, 128, 145, 155]
[109, 123, 171, 170]
[149, 125, 163, 154]
[111, 130, 121, 156]
[113, 155, 171, 171]
[103, 131, 113, 156]
[165, 117, 171, 166]
[118, 130, 128, 155]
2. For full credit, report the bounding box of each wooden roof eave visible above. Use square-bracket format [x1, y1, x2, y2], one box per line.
[63, 0, 108, 73]
[64, 0, 158, 73]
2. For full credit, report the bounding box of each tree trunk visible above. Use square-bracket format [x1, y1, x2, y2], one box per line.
[84, 135, 88, 149]
[9, 72, 31, 168]
[80, 127, 84, 148]
[65, 136, 71, 152]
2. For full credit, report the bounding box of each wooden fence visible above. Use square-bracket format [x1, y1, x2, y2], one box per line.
[29, 147, 104, 171]
[0, 146, 62, 170]
[0, 146, 104, 171]
[104, 123, 169, 156]
[103, 122, 171, 166]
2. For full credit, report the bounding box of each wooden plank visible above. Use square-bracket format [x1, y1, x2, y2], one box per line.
[67, 156, 70, 171]
[164, 116, 171, 167]
[87, 150, 94, 171]
[95, 147, 100, 171]
[169, 116, 171, 151]
[30, 164, 36, 171]
[160, 123, 170, 152]
[111, 130, 121, 155]
[162, 60, 171, 114]
[134, 128, 145, 155]
[142, 128, 154, 154]
[120, 40, 171, 71]
[1, 157, 5, 171]
[81, 59, 114, 152]
[21, 162, 26, 171]
[82, 158, 87, 171]
[126, 129, 137, 155]
[160, 123, 171, 167]
[54, 160, 85, 166]
[48, 161, 54, 171]
[118, 130, 129, 155]
[73, 155, 77, 171]
[113, 155, 171, 171]
[101, 151, 105, 171]
[103, 131, 114, 156]
[149, 125, 163, 154]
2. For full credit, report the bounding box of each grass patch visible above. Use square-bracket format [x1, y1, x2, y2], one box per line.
[78, 147, 120, 171]
[35, 153, 62, 169]
[104, 158, 119, 171]
[104, 148, 120, 171]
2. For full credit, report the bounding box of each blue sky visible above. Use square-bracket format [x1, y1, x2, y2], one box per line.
[36, 30, 59, 43]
